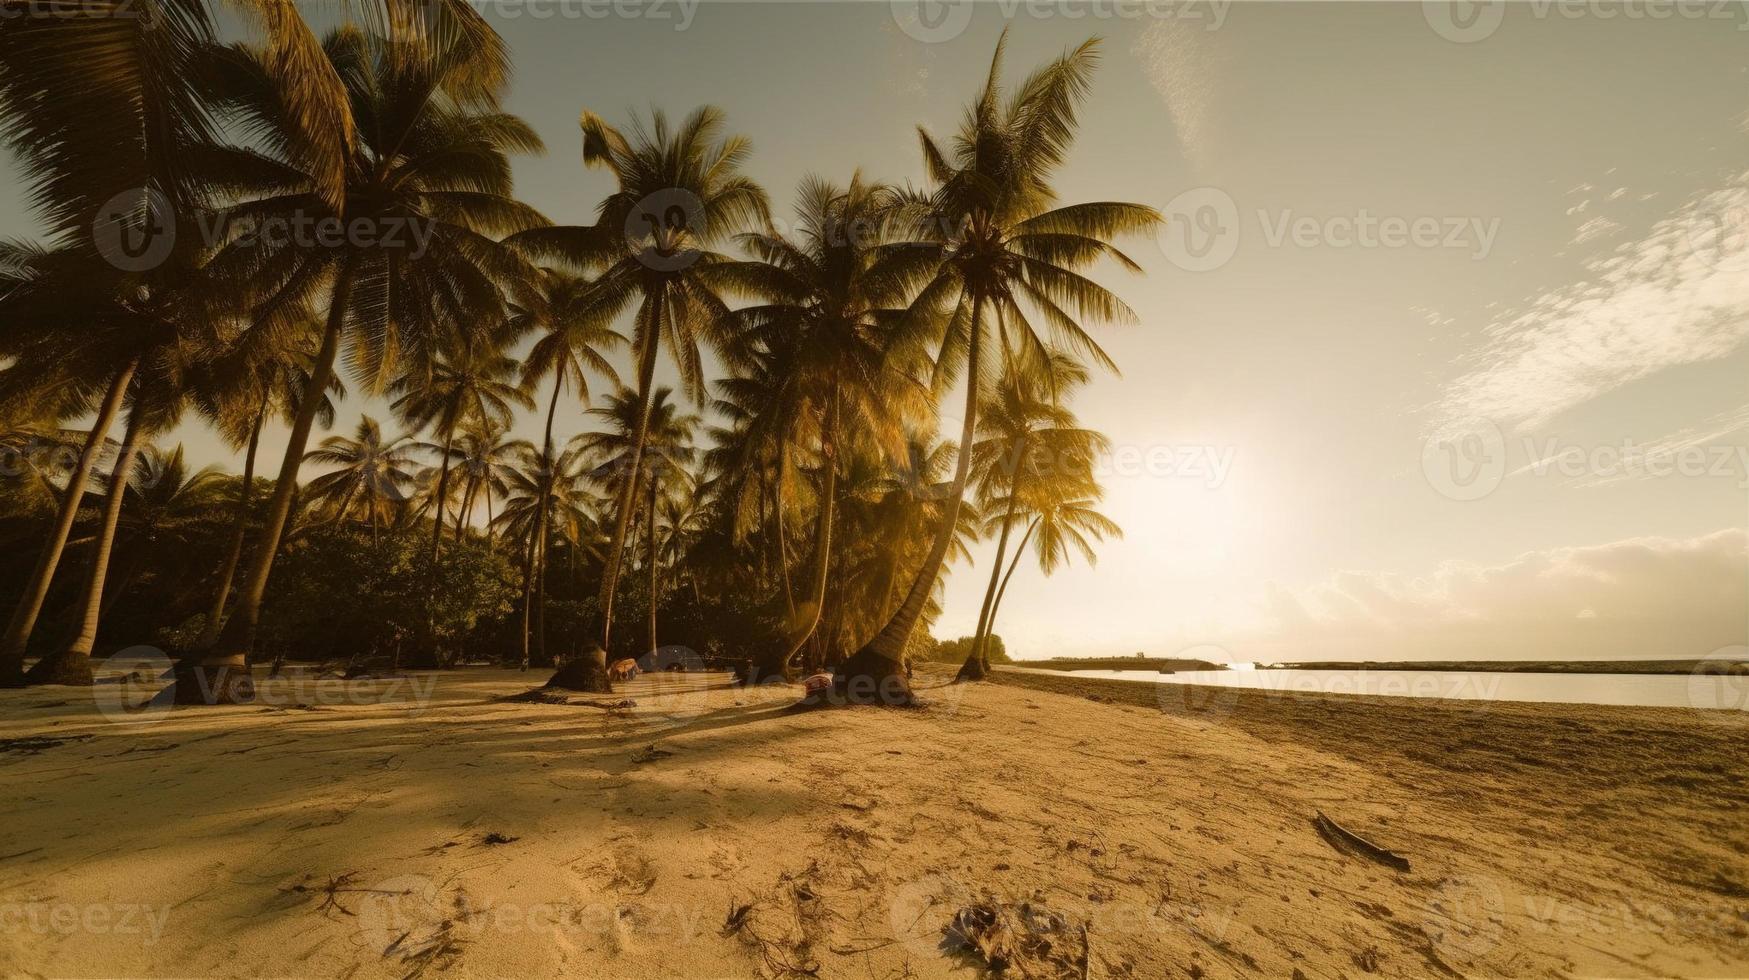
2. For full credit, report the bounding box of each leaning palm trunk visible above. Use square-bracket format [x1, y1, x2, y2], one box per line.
[646, 478, 658, 660]
[175, 262, 356, 704]
[833, 299, 984, 705]
[782, 405, 840, 678]
[0, 356, 139, 687]
[197, 407, 264, 652]
[984, 517, 1039, 645]
[26, 402, 146, 685]
[959, 446, 1027, 682]
[429, 429, 455, 564]
[594, 315, 660, 653]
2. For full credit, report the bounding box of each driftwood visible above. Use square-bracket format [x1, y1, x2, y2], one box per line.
[1312, 811, 1411, 872]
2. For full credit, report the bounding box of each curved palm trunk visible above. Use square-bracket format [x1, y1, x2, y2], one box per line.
[532, 525, 550, 667]
[646, 478, 658, 660]
[773, 459, 797, 619]
[984, 517, 1039, 652]
[453, 473, 478, 542]
[595, 300, 661, 653]
[835, 297, 984, 705]
[782, 401, 840, 676]
[518, 525, 536, 669]
[196, 407, 264, 651]
[0, 356, 138, 687]
[181, 261, 355, 704]
[26, 402, 146, 685]
[960, 449, 1026, 682]
[429, 428, 455, 563]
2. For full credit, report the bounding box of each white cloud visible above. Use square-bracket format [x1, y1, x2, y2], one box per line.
[1246, 529, 1748, 662]
[1570, 214, 1621, 246]
[1133, 20, 1224, 172]
[1432, 172, 1749, 434]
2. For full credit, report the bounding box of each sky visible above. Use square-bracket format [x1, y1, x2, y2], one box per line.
[4, 1, 1747, 662]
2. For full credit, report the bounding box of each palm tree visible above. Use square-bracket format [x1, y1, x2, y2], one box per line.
[178, 28, 547, 701]
[493, 441, 594, 669]
[391, 332, 533, 562]
[189, 314, 342, 652]
[301, 416, 419, 544]
[835, 35, 1160, 703]
[513, 106, 769, 669]
[959, 349, 1105, 680]
[0, 0, 221, 686]
[717, 174, 933, 675]
[980, 491, 1121, 662]
[96, 445, 230, 622]
[448, 417, 519, 545]
[574, 387, 698, 662]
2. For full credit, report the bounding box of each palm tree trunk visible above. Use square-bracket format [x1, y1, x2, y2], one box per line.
[961, 448, 1026, 682]
[0, 356, 138, 687]
[837, 296, 984, 703]
[196, 406, 264, 651]
[984, 517, 1039, 652]
[773, 458, 797, 619]
[429, 427, 455, 563]
[646, 477, 658, 660]
[782, 400, 839, 675]
[518, 526, 536, 669]
[533, 520, 549, 666]
[26, 402, 146, 685]
[596, 300, 661, 652]
[453, 473, 477, 542]
[185, 260, 355, 703]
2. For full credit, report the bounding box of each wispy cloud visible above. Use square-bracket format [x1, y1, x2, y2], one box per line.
[1251, 529, 1747, 661]
[1432, 172, 1749, 434]
[1133, 20, 1224, 172]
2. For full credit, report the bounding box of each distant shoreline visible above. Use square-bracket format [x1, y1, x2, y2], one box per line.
[1012, 657, 1749, 676]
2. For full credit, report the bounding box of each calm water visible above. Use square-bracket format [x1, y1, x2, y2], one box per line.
[1008, 666, 1749, 711]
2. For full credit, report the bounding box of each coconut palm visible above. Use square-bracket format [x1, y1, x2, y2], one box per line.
[512, 105, 769, 667]
[301, 416, 419, 544]
[836, 35, 1160, 702]
[179, 28, 547, 700]
[96, 445, 230, 622]
[448, 417, 519, 545]
[574, 387, 699, 661]
[979, 490, 1121, 662]
[959, 349, 1105, 680]
[391, 332, 533, 562]
[715, 175, 934, 675]
[493, 441, 594, 669]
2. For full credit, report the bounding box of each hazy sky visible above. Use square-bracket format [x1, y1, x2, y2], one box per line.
[4, 1, 1747, 661]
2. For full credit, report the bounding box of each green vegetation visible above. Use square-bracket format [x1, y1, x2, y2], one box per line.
[0, 7, 1156, 705]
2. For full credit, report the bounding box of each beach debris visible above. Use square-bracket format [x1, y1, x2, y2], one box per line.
[631, 743, 675, 764]
[943, 898, 1087, 978]
[0, 733, 93, 755]
[475, 831, 519, 847]
[283, 871, 414, 917]
[1311, 811, 1411, 872]
[802, 673, 833, 696]
[721, 897, 820, 977]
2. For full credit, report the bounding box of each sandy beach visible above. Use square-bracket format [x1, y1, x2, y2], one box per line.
[0, 666, 1744, 979]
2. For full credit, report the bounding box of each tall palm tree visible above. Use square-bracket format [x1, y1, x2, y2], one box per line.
[574, 387, 698, 661]
[178, 28, 547, 701]
[97, 445, 230, 622]
[189, 314, 342, 652]
[301, 416, 419, 544]
[836, 35, 1159, 703]
[959, 349, 1104, 680]
[448, 416, 519, 545]
[717, 174, 932, 675]
[980, 491, 1121, 661]
[391, 332, 533, 562]
[513, 106, 768, 670]
[0, 0, 221, 686]
[493, 441, 594, 669]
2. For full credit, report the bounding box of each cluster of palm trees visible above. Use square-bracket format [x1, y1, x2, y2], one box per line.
[0, 1, 1156, 705]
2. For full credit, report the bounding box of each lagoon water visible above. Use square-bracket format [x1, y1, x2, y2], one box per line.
[1008, 665, 1749, 712]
